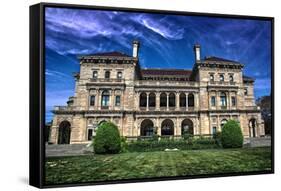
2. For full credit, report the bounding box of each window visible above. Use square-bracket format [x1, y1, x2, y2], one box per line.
[220, 119, 228, 129]
[88, 129, 93, 140]
[93, 71, 98, 79]
[188, 94, 194, 107]
[229, 75, 234, 82]
[105, 71, 110, 79]
[220, 92, 227, 107]
[169, 93, 176, 107]
[117, 71, 122, 79]
[219, 74, 224, 82]
[101, 90, 110, 107]
[149, 93, 156, 107]
[231, 96, 236, 106]
[211, 96, 216, 106]
[244, 88, 248, 95]
[210, 74, 214, 82]
[212, 126, 217, 135]
[90, 95, 95, 106]
[179, 93, 186, 107]
[115, 95, 121, 106]
[160, 93, 167, 107]
[139, 92, 147, 107]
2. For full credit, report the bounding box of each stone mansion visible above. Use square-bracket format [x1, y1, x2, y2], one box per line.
[49, 41, 264, 144]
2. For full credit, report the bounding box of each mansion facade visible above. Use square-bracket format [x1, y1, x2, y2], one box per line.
[49, 41, 264, 144]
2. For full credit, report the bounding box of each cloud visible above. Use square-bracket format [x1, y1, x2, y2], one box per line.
[131, 15, 184, 40]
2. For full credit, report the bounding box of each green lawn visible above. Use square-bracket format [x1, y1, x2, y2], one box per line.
[45, 147, 272, 185]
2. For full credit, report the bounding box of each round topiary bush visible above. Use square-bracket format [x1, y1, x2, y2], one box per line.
[221, 120, 243, 148]
[93, 122, 121, 154]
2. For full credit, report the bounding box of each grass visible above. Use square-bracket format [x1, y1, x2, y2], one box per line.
[45, 147, 272, 185]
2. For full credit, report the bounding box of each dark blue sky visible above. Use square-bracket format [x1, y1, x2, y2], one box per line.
[45, 7, 272, 122]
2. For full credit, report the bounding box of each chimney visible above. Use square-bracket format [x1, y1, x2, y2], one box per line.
[132, 40, 140, 58]
[193, 44, 201, 62]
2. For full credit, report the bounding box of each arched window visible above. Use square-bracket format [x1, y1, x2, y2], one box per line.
[179, 93, 186, 107]
[139, 92, 147, 107]
[229, 75, 234, 82]
[160, 93, 167, 107]
[101, 90, 110, 108]
[93, 71, 98, 79]
[105, 71, 110, 79]
[58, 121, 71, 144]
[140, 119, 154, 136]
[188, 93, 194, 107]
[149, 93, 156, 107]
[210, 74, 214, 82]
[169, 93, 176, 107]
[220, 92, 227, 107]
[220, 119, 228, 129]
[117, 71, 122, 79]
[219, 74, 224, 82]
[161, 119, 174, 136]
[181, 119, 193, 135]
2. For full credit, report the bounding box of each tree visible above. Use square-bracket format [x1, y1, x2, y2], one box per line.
[221, 120, 243, 148]
[256, 94, 272, 135]
[93, 122, 121, 154]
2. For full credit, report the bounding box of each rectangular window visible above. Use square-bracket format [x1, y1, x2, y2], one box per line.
[115, 95, 121, 106]
[88, 129, 93, 141]
[211, 96, 216, 106]
[90, 95, 95, 106]
[231, 96, 236, 106]
[244, 88, 248, 95]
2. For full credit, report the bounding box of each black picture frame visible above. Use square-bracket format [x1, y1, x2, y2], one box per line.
[30, 2, 274, 188]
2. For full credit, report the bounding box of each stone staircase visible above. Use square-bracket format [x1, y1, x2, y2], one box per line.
[46, 143, 93, 157]
[243, 137, 271, 148]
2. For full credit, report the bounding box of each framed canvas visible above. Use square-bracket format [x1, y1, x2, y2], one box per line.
[29, 2, 274, 188]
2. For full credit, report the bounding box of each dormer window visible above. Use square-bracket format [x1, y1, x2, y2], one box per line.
[105, 71, 110, 79]
[93, 71, 98, 79]
[219, 74, 224, 82]
[210, 74, 214, 82]
[117, 71, 122, 79]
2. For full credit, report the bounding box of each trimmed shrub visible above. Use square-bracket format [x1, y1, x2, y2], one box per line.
[221, 120, 243, 148]
[93, 122, 121, 154]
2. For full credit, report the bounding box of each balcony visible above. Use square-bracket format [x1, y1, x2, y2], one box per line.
[89, 78, 125, 83]
[208, 81, 236, 87]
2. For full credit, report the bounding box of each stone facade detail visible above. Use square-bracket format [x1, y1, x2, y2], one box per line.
[49, 41, 264, 144]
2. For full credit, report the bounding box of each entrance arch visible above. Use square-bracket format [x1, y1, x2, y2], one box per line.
[181, 119, 194, 135]
[161, 119, 174, 136]
[140, 119, 154, 136]
[58, 121, 71, 144]
[249, 118, 257, 137]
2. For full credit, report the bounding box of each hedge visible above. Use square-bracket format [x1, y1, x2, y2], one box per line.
[125, 137, 220, 153]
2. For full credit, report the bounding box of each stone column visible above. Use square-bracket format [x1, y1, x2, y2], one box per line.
[111, 89, 115, 110]
[216, 91, 220, 110]
[166, 94, 169, 111]
[195, 93, 199, 110]
[186, 93, 189, 111]
[136, 92, 140, 110]
[176, 92, 180, 111]
[95, 89, 100, 108]
[227, 91, 231, 110]
[96, 89, 100, 109]
[146, 93, 149, 111]
[156, 92, 160, 111]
